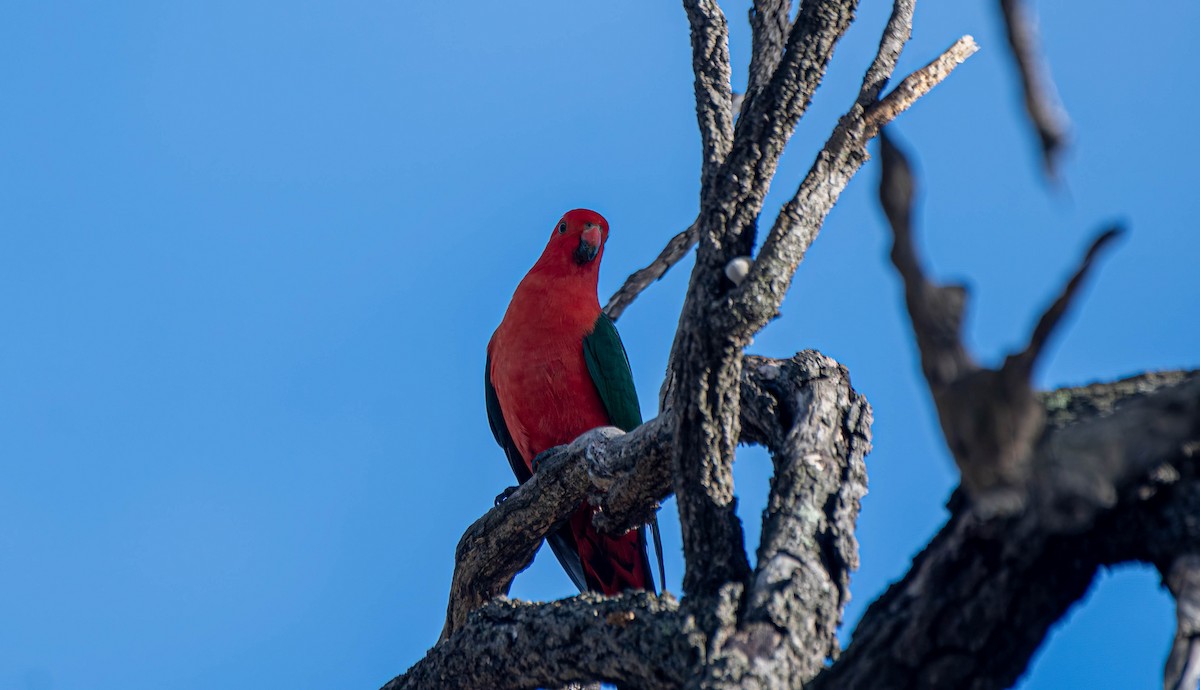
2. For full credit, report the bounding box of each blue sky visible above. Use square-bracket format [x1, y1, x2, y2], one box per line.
[1, 2, 1196, 689]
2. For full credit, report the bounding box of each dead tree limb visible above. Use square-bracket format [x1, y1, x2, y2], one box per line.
[811, 371, 1200, 690]
[998, 0, 1070, 179]
[604, 220, 698, 322]
[392, 593, 699, 690]
[1164, 555, 1200, 690]
[878, 129, 1122, 515]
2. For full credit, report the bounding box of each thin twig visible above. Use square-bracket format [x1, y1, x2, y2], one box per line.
[998, 0, 1070, 180]
[857, 0, 916, 105]
[864, 35, 980, 129]
[603, 221, 698, 321]
[731, 35, 979, 339]
[1008, 226, 1123, 376]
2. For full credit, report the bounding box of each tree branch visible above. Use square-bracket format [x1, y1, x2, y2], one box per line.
[730, 34, 978, 340]
[683, 0, 735, 189]
[998, 0, 1070, 180]
[1164, 555, 1200, 690]
[440, 420, 671, 640]
[875, 128, 1121, 515]
[856, 0, 915, 106]
[439, 350, 868, 642]
[1034, 372, 1200, 532]
[401, 368, 1197, 690]
[603, 220, 698, 322]
[1008, 226, 1123, 378]
[863, 36, 979, 129]
[743, 0, 792, 117]
[878, 128, 974, 388]
[697, 353, 872, 688]
[697, 0, 859, 265]
[393, 593, 699, 690]
[811, 370, 1200, 690]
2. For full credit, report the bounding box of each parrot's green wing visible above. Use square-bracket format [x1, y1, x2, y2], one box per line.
[583, 313, 642, 432]
[583, 313, 665, 592]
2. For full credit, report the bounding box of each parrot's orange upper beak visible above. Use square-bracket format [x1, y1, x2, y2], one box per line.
[575, 225, 602, 264]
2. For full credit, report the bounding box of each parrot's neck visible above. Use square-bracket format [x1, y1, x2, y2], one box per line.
[504, 267, 601, 340]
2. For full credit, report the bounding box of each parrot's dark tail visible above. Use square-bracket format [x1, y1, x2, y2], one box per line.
[649, 517, 666, 594]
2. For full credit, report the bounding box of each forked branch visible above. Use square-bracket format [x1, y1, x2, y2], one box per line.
[877, 129, 1121, 515]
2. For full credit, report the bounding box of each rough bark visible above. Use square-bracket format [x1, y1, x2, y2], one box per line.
[391, 593, 700, 690]
[1164, 555, 1200, 690]
[702, 353, 871, 687]
[811, 372, 1200, 690]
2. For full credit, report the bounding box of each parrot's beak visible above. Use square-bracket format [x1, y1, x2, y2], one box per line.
[575, 226, 602, 264]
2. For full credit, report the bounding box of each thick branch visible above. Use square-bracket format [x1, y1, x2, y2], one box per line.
[403, 368, 1197, 690]
[697, 353, 872, 688]
[744, 0, 792, 115]
[666, 1, 864, 607]
[1164, 555, 1200, 690]
[392, 593, 699, 690]
[1035, 372, 1200, 531]
[812, 370, 1200, 690]
[697, 0, 859, 266]
[440, 351, 868, 641]
[683, 0, 735, 189]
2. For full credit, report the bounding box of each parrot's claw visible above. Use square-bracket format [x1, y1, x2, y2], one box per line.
[494, 486, 519, 507]
[530, 448, 557, 473]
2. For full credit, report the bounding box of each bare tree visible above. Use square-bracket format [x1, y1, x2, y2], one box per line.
[385, 2, 1200, 689]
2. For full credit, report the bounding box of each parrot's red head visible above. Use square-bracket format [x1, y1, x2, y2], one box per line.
[533, 209, 610, 275]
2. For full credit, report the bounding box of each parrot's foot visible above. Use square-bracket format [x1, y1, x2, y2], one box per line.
[494, 485, 519, 507]
[530, 448, 558, 473]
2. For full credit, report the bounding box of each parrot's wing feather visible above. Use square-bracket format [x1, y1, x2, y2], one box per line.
[485, 350, 531, 485]
[545, 531, 590, 593]
[486, 350, 589, 592]
[649, 517, 666, 592]
[582, 313, 643, 431]
[584, 314, 664, 593]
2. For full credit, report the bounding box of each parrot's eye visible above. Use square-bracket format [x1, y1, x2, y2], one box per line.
[558, 222, 568, 234]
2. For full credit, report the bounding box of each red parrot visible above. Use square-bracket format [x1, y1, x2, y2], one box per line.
[485, 208, 662, 595]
